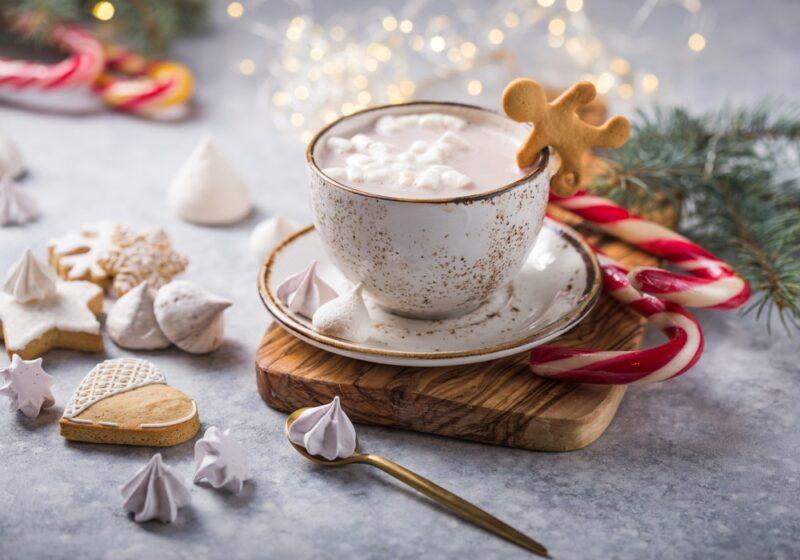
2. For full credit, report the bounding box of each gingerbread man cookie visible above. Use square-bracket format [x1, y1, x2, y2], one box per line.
[502, 78, 631, 196]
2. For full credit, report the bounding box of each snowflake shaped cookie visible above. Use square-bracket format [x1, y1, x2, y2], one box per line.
[48, 221, 125, 287]
[0, 354, 55, 417]
[99, 228, 189, 297]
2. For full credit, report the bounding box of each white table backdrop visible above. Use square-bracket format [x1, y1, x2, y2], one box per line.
[1, 1, 799, 558]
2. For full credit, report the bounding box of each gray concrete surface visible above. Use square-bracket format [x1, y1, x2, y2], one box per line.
[1, 1, 798, 558]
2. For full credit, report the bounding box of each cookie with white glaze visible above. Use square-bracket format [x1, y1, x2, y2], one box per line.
[0, 250, 103, 359]
[59, 358, 200, 447]
[47, 221, 123, 288]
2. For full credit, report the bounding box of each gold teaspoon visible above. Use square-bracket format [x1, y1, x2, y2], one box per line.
[285, 408, 550, 557]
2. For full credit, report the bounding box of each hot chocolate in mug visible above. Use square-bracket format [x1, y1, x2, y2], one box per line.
[308, 101, 550, 320]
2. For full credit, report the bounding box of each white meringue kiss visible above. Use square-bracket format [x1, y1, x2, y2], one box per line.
[193, 426, 251, 494]
[0, 354, 55, 418]
[288, 396, 357, 461]
[3, 249, 56, 303]
[154, 281, 232, 354]
[168, 136, 253, 225]
[121, 453, 191, 523]
[312, 283, 371, 342]
[276, 261, 337, 319]
[0, 179, 39, 227]
[0, 133, 25, 179]
[106, 283, 171, 350]
[249, 215, 300, 261]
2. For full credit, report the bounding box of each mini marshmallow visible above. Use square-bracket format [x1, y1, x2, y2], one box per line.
[414, 169, 441, 190]
[418, 113, 466, 130]
[350, 134, 373, 151]
[323, 167, 347, 182]
[327, 137, 353, 153]
[442, 169, 472, 190]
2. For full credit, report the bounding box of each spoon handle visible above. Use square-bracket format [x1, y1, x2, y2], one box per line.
[359, 454, 549, 557]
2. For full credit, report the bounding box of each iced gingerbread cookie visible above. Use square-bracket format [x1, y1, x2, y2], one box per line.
[47, 221, 125, 288]
[59, 357, 200, 447]
[99, 227, 189, 297]
[0, 250, 103, 359]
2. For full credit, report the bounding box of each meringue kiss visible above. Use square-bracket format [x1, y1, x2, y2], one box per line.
[106, 283, 171, 350]
[3, 249, 57, 303]
[288, 396, 357, 461]
[0, 179, 40, 227]
[154, 280, 232, 353]
[276, 261, 337, 319]
[0, 354, 55, 418]
[0, 133, 24, 179]
[121, 453, 191, 523]
[249, 215, 300, 261]
[168, 136, 253, 225]
[312, 283, 371, 342]
[193, 426, 251, 494]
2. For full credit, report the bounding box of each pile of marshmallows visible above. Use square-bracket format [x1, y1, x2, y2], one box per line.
[322, 113, 473, 192]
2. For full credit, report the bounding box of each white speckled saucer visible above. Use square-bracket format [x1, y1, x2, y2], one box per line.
[259, 218, 600, 367]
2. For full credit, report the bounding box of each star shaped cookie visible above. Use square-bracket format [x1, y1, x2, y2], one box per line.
[0, 280, 104, 359]
[99, 228, 189, 297]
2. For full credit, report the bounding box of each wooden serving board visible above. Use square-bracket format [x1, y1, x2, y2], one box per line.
[256, 205, 661, 452]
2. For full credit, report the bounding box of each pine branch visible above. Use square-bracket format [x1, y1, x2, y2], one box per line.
[0, 0, 208, 53]
[594, 102, 800, 333]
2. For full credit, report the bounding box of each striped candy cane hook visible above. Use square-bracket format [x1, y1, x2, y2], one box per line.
[550, 190, 751, 309]
[530, 253, 704, 384]
[0, 22, 105, 90]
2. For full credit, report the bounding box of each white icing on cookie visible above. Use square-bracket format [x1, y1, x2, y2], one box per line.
[0, 133, 24, 179]
[100, 227, 189, 297]
[0, 354, 55, 418]
[193, 426, 251, 494]
[3, 249, 56, 303]
[0, 178, 39, 227]
[107, 283, 171, 350]
[62, 358, 165, 419]
[276, 261, 338, 319]
[0, 280, 101, 351]
[121, 453, 191, 523]
[153, 281, 231, 354]
[168, 136, 253, 225]
[47, 221, 121, 283]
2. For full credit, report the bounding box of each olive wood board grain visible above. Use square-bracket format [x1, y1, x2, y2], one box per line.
[255, 204, 661, 452]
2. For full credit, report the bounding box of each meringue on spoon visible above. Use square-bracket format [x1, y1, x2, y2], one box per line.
[284, 400, 548, 557]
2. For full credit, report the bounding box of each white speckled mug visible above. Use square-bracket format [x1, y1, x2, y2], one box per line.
[307, 102, 550, 319]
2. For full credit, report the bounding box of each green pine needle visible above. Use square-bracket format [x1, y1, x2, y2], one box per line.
[593, 102, 800, 333]
[0, 0, 208, 53]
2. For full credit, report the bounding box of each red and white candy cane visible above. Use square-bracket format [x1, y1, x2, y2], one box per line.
[0, 22, 105, 89]
[0, 17, 193, 117]
[94, 44, 194, 115]
[550, 190, 751, 309]
[530, 252, 704, 384]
